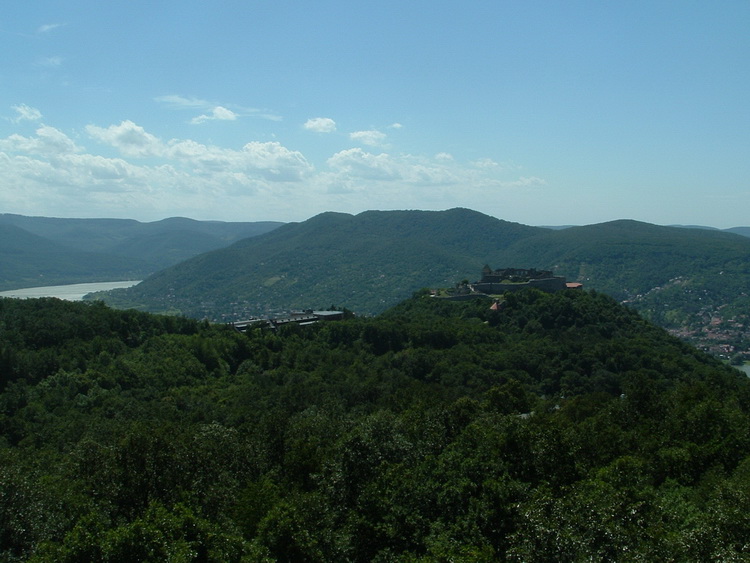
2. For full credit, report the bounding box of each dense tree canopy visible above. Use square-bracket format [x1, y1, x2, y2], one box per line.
[1, 291, 749, 561]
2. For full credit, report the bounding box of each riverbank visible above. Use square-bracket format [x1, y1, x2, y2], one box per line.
[0, 281, 141, 301]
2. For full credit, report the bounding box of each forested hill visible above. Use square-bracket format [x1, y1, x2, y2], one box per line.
[102, 208, 545, 318]
[103, 210, 750, 357]
[496, 220, 750, 355]
[498, 219, 750, 301]
[0, 214, 282, 290]
[0, 224, 153, 289]
[2, 291, 750, 560]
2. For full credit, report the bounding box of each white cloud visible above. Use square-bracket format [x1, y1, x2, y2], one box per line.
[86, 121, 163, 158]
[304, 117, 337, 133]
[86, 120, 313, 182]
[0, 123, 314, 219]
[472, 158, 500, 169]
[0, 126, 80, 155]
[325, 149, 465, 187]
[0, 117, 546, 221]
[327, 148, 401, 180]
[154, 95, 210, 109]
[155, 94, 281, 123]
[37, 23, 65, 34]
[389, 123, 403, 129]
[191, 106, 239, 124]
[499, 176, 547, 188]
[238, 141, 313, 181]
[12, 104, 43, 123]
[349, 129, 387, 147]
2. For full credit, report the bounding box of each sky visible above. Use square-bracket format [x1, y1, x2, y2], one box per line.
[1, 1, 748, 228]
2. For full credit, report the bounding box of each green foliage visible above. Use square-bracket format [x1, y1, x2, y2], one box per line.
[104, 208, 545, 317]
[100, 211, 750, 359]
[0, 224, 152, 291]
[0, 215, 281, 290]
[2, 291, 750, 560]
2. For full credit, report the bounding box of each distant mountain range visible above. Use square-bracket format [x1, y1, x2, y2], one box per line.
[99, 209, 544, 319]
[0, 214, 282, 290]
[96, 209, 750, 358]
[4, 209, 750, 357]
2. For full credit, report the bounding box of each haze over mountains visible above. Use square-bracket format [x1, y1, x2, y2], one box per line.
[3, 208, 750, 357]
[0, 214, 282, 290]
[83, 208, 748, 357]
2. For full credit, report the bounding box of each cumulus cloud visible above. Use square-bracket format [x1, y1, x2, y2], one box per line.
[191, 106, 239, 124]
[0, 115, 546, 221]
[0, 126, 80, 156]
[499, 176, 547, 188]
[86, 120, 313, 181]
[12, 104, 43, 123]
[327, 148, 401, 180]
[0, 121, 318, 219]
[155, 94, 281, 123]
[304, 117, 337, 133]
[472, 158, 500, 169]
[0, 126, 150, 216]
[86, 121, 163, 158]
[325, 149, 465, 187]
[349, 129, 387, 147]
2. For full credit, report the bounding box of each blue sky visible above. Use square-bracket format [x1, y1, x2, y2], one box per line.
[1, 1, 748, 227]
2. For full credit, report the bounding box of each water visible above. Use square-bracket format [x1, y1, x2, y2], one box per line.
[737, 364, 750, 377]
[0, 280, 141, 301]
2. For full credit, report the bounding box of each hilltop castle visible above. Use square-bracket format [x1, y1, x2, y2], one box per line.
[473, 265, 570, 294]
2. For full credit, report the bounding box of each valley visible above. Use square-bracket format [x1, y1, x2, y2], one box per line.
[0, 280, 141, 301]
[3, 209, 750, 360]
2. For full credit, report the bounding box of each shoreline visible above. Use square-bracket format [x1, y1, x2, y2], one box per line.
[0, 280, 142, 301]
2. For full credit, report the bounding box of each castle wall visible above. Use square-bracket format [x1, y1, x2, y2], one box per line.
[473, 276, 567, 295]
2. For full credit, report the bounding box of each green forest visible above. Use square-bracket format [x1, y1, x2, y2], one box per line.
[2, 291, 750, 561]
[99, 209, 750, 359]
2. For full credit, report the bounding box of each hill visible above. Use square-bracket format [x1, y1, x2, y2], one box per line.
[103, 210, 750, 357]
[2, 292, 750, 559]
[0, 214, 283, 290]
[102, 208, 545, 319]
[495, 220, 750, 356]
[0, 224, 153, 290]
[728, 226, 750, 238]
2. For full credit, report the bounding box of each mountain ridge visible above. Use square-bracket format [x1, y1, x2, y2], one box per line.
[0, 223, 153, 289]
[0, 214, 283, 290]
[5, 208, 750, 357]
[100, 208, 750, 362]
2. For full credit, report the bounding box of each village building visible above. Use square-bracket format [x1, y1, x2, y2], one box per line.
[231, 309, 346, 332]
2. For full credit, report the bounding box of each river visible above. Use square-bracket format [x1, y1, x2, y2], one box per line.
[0, 281, 141, 301]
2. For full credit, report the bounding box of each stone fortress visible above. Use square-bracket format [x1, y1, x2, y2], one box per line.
[472, 265, 574, 294]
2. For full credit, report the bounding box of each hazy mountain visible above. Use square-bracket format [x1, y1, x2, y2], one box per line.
[0, 214, 283, 289]
[727, 226, 750, 238]
[102, 210, 750, 358]
[0, 224, 152, 290]
[0, 214, 282, 254]
[497, 219, 750, 300]
[493, 220, 750, 353]
[103, 208, 544, 318]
